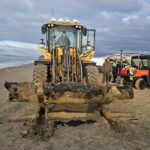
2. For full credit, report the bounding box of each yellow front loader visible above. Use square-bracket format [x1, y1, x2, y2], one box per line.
[4, 18, 133, 133]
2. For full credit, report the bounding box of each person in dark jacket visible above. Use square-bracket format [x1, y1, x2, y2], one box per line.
[56, 31, 71, 48]
[112, 60, 118, 83]
[102, 58, 112, 84]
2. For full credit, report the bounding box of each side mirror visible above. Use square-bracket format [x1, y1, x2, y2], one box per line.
[38, 39, 45, 49]
[41, 25, 47, 34]
[82, 28, 87, 36]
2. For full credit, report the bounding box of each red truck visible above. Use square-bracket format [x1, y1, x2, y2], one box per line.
[118, 54, 150, 90]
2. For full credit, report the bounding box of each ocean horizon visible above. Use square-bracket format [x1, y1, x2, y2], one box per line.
[0, 41, 106, 69]
[0, 41, 41, 69]
[0, 54, 37, 69]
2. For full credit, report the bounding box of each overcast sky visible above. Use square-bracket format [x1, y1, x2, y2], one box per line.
[0, 0, 150, 56]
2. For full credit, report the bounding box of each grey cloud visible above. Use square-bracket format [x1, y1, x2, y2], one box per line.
[94, 15, 150, 56]
[0, 0, 150, 56]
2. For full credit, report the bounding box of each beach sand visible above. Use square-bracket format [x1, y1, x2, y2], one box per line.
[0, 64, 150, 150]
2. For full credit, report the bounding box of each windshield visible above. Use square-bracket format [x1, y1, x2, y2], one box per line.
[49, 26, 78, 48]
[82, 30, 95, 51]
[131, 58, 148, 69]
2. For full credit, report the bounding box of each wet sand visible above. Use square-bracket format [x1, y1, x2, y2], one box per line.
[0, 64, 150, 150]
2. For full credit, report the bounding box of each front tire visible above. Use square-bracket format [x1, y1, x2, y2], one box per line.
[120, 77, 126, 85]
[135, 78, 146, 90]
[124, 85, 134, 99]
[84, 65, 101, 84]
[33, 64, 47, 85]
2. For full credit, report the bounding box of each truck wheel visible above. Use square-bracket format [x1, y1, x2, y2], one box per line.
[33, 64, 47, 84]
[84, 65, 101, 84]
[135, 78, 146, 90]
[120, 78, 126, 85]
[124, 85, 134, 99]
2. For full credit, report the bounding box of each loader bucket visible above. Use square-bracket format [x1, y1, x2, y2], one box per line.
[4, 81, 133, 122]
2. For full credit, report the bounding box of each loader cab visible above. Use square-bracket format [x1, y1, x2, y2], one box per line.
[38, 18, 97, 83]
[48, 26, 79, 50]
[41, 18, 96, 56]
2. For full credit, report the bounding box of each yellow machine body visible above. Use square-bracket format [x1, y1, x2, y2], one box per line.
[4, 18, 134, 130]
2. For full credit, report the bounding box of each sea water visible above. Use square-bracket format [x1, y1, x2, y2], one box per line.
[0, 44, 42, 69]
[0, 41, 106, 69]
[0, 54, 37, 69]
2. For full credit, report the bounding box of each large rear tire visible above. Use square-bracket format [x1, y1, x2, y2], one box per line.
[135, 78, 146, 90]
[84, 65, 101, 84]
[33, 64, 47, 85]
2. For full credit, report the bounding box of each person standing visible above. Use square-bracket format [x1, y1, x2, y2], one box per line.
[112, 60, 117, 83]
[102, 58, 112, 84]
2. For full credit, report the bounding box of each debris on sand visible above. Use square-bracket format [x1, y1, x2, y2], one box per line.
[22, 118, 54, 141]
